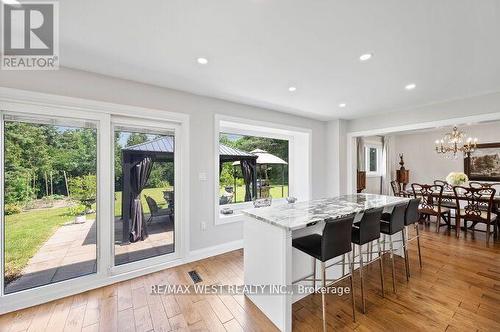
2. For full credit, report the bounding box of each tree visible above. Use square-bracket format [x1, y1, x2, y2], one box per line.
[114, 131, 123, 188]
[68, 175, 97, 210]
[127, 133, 149, 146]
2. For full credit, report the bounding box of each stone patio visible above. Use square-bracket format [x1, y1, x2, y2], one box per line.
[114, 215, 175, 265]
[5, 214, 174, 294]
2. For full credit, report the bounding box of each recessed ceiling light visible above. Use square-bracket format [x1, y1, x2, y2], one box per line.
[288, 86, 297, 92]
[338, 103, 347, 108]
[405, 83, 416, 90]
[197, 57, 208, 65]
[359, 53, 373, 61]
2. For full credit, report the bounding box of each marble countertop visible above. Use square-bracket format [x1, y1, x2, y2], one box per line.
[242, 194, 410, 231]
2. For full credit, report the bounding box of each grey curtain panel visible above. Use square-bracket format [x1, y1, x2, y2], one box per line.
[381, 135, 396, 195]
[357, 137, 365, 171]
[240, 160, 253, 202]
[129, 157, 153, 243]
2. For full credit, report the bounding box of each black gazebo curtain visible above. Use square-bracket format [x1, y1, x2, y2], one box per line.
[129, 157, 153, 242]
[240, 160, 254, 202]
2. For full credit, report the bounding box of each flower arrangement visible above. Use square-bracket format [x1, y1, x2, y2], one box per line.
[445, 172, 469, 186]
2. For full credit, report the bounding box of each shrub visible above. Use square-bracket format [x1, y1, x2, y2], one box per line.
[4, 173, 34, 204]
[148, 179, 170, 189]
[67, 204, 86, 216]
[220, 163, 245, 187]
[5, 204, 22, 215]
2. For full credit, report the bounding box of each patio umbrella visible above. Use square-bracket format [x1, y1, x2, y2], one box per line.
[232, 149, 288, 166]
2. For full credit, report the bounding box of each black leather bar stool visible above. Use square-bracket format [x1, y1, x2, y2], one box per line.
[380, 202, 409, 292]
[351, 207, 384, 314]
[292, 214, 356, 331]
[403, 198, 423, 278]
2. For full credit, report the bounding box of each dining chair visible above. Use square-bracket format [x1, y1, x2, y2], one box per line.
[469, 181, 500, 189]
[411, 183, 452, 233]
[434, 180, 458, 221]
[391, 181, 401, 196]
[453, 186, 498, 243]
[469, 182, 500, 237]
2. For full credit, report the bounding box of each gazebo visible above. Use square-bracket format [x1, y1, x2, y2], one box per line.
[120, 138, 257, 244]
[233, 149, 288, 198]
[121, 136, 174, 244]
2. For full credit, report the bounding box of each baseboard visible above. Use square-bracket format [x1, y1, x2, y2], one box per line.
[187, 239, 243, 262]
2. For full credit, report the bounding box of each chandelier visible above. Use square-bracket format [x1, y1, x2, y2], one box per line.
[435, 126, 478, 158]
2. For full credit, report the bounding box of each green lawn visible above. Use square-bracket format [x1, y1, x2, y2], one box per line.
[219, 185, 288, 204]
[113, 187, 171, 217]
[4, 206, 96, 282]
[5, 187, 170, 283]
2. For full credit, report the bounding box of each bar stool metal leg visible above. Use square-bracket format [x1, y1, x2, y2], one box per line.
[404, 226, 411, 278]
[369, 242, 373, 261]
[347, 250, 356, 322]
[377, 238, 385, 297]
[388, 234, 396, 293]
[342, 254, 346, 277]
[416, 224, 423, 269]
[402, 229, 410, 282]
[321, 261, 326, 332]
[359, 244, 366, 314]
[313, 258, 316, 290]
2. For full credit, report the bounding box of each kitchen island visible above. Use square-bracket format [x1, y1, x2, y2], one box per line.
[242, 194, 410, 331]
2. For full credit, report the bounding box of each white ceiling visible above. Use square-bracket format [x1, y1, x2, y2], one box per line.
[59, 0, 500, 120]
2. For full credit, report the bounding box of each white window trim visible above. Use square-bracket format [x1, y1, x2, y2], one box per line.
[365, 143, 382, 177]
[0, 87, 190, 314]
[214, 114, 312, 226]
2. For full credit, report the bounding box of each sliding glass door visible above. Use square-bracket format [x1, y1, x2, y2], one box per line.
[0, 105, 184, 307]
[112, 122, 176, 266]
[2, 115, 98, 294]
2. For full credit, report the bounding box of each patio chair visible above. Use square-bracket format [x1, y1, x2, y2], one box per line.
[219, 188, 234, 205]
[145, 195, 172, 223]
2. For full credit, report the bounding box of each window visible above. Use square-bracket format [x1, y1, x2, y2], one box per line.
[215, 116, 312, 225]
[219, 133, 289, 206]
[365, 145, 382, 175]
[3, 115, 98, 294]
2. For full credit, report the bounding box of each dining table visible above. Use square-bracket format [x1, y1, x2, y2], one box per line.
[401, 188, 500, 237]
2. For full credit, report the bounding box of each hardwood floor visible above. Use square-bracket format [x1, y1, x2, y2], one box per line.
[1, 224, 500, 332]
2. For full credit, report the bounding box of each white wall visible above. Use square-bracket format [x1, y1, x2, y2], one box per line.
[394, 122, 500, 185]
[0, 67, 328, 252]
